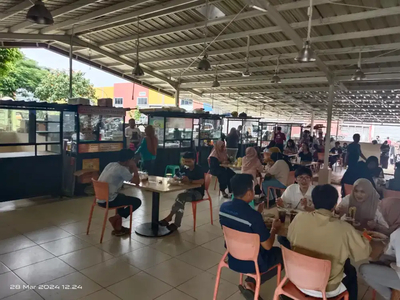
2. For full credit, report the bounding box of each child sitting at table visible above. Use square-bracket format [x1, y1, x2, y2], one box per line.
[159, 152, 205, 231]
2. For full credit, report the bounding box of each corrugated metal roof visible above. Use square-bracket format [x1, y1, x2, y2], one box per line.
[1, 0, 400, 121]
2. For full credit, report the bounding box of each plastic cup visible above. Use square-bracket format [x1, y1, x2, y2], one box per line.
[278, 209, 286, 224]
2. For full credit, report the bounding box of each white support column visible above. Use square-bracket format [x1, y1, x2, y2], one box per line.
[336, 120, 339, 140]
[175, 84, 180, 107]
[319, 84, 334, 184]
[310, 111, 314, 136]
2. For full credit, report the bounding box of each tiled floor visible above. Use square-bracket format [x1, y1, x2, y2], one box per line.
[0, 179, 382, 300]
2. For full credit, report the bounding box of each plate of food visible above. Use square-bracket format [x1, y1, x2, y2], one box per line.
[365, 231, 389, 242]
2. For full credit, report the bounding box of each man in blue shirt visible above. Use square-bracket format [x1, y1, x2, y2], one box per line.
[220, 174, 283, 300]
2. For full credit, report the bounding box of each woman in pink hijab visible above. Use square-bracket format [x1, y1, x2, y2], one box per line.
[242, 147, 263, 188]
[209, 141, 235, 198]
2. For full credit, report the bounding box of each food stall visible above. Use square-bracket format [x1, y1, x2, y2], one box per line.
[259, 122, 304, 149]
[223, 117, 261, 157]
[141, 109, 223, 175]
[63, 105, 127, 196]
[0, 100, 70, 201]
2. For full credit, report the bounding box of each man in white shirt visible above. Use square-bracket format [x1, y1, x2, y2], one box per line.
[360, 227, 400, 300]
[276, 166, 314, 249]
[125, 119, 142, 151]
[277, 166, 314, 211]
[97, 149, 141, 236]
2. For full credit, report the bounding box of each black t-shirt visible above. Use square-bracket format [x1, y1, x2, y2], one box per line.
[347, 142, 361, 166]
[299, 151, 312, 162]
[226, 133, 239, 148]
[179, 165, 205, 196]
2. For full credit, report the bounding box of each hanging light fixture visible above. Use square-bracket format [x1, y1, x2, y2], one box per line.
[352, 51, 365, 80]
[242, 36, 252, 77]
[198, 0, 211, 71]
[133, 18, 144, 77]
[295, 0, 316, 62]
[26, 0, 54, 25]
[212, 65, 220, 87]
[271, 56, 281, 83]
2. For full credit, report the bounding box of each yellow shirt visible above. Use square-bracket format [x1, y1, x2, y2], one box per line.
[287, 209, 371, 291]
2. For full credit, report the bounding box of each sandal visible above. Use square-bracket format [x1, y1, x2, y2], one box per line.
[167, 223, 178, 232]
[222, 192, 230, 199]
[238, 285, 264, 300]
[158, 219, 170, 226]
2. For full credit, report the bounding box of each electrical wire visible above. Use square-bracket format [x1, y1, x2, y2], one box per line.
[180, 3, 247, 76]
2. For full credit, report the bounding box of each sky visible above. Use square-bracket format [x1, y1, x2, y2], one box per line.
[21, 48, 128, 87]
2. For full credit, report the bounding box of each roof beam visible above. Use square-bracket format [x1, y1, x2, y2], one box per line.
[181, 77, 329, 88]
[97, 0, 342, 47]
[120, 5, 400, 55]
[8, 0, 98, 33]
[0, 33, 71, 42]
[0, 0, 32, 22]
[66, 0, 202, 35]
[41, 0, 150, 34]
[76, 0, 339, 40]
[157, 42, 400, 73]
[97, 10, 267, 46]
[71, 36, 177, 88]
[134, 23, 400, 65]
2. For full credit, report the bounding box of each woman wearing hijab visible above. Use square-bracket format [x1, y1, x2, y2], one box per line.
[341, 161, 376, 197]
[381, 141, 391, 169]
[263, 146, 281, 164]
[241, 147, 263, 189]
[377, 197, 400, 235]
[262, 152, 290, 202]
[208, 141, 235, 198]
[337, 178, 389, 229]
[136, 125, 158, 175]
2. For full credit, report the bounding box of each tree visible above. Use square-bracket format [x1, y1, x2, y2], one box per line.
[0, 49, 22, 78]
[35, 70, 95, 102]
[0, 58, 49, 98]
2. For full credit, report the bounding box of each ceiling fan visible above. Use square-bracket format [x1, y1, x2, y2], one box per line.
[225, 36, 253, 77]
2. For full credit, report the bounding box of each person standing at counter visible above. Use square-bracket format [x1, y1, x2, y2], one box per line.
[226, 127, 240, 160]
[125, 119, 142, 151]
[209, 141, 235, 198]
[136, 125, 157, 175]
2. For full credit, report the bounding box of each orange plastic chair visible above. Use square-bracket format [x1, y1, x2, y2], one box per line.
[383, 189, 400, 198]
[213, 226, 281, 300]
[191, 173, 213, 231]
[344, 184, 353, 196]
[273, 246, 349, 300]
[87, 179, 134, 243]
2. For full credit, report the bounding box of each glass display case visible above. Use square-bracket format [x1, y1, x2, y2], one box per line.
[223, 117, 261, 157]
[141, 109, 224, 175]
[198, 118, 222, 147]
